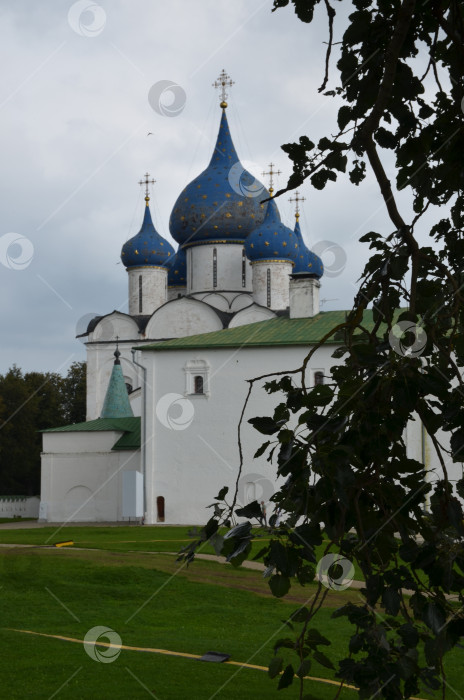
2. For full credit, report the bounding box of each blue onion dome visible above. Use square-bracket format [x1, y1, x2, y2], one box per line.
[169, 109, 270, 247]
[292, 218, 324, 278]
[244, 199, 298, 264]
[166, 246, 187, 287]
[121, 197, 175, 268]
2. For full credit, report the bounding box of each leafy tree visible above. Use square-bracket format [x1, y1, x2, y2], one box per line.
[0, 362, 86, 495]
[181, 2, 464, 697]
[61, 361, 87, 425]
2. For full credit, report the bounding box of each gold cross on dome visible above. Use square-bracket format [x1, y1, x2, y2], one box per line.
[139, 172, 156, 200]
[262, 163, 282, 197]
[289, 191, 306, 221]
[212, 69, 235, 108]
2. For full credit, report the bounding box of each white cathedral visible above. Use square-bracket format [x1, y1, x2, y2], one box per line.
[39, 72, 447, 525]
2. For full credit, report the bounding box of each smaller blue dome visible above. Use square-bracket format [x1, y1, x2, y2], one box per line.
[167, 247, 187, 287]
[121, 200, 174, 268]
[292, 218, 324, 279]
[244, 199, 298, 263]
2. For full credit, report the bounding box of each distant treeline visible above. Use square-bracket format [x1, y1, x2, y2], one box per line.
[0, 361, 86, 496]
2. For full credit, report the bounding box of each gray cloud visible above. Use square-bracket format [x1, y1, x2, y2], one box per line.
[0, 0, 436, 374]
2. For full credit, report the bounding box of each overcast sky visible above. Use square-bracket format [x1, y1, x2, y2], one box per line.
[0, 0, 438, 375]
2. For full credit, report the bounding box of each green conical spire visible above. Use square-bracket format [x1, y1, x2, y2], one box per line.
[100, 347, 134, 419]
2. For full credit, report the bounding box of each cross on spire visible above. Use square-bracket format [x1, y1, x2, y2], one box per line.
[139, 172, 155, 203]
[289, 191, 306, 220]
[212, 69, 235, 108]
[262, 162, 281, 197]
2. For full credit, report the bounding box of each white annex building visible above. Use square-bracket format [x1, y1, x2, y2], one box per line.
[39, 72, 455, 525]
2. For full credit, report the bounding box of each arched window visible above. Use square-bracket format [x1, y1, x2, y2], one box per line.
[314, 371, 324, 385]
[184, 359, 210, 396]
[194, 375, 204, 394]
[157, 496, 165, 523]
[138, 274, 143, 313]
[213, 248, 218, 288]
[267, 268, 271, 308]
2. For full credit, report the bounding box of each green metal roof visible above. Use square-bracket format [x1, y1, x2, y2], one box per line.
[100, 361, 134, 419]
[42, 417, 140, 451]
[140, 311, 373, 352]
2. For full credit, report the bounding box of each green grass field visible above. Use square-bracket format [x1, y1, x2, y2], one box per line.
[0, 525, 462, 699]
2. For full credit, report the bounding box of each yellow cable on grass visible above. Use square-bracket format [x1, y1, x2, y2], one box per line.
[5, 628, 428, 699]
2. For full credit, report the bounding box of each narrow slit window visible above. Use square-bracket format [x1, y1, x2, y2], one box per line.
[314, 371, 324, 385]
[138, 275, 142, 313]
[194, 375, 204, 394]
[242, 249, 246, 287]
[266, 268, 271, 308]
[213, 248, 217, 288]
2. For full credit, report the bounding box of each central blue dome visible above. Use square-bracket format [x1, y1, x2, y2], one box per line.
[169, 109, 269, 247]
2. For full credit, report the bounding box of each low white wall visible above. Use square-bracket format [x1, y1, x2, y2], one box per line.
[0, 496, 40, 518]
[40, 430, 140, 522]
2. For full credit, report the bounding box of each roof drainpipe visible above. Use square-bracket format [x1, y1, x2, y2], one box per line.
[131, 348, 147, 523]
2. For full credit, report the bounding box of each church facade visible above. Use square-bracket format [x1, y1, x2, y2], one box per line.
[40, 73, 443, 525]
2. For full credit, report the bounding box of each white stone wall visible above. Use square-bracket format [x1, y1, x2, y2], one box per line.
[289, 278, 321, 318]
[167, 287, 186, 302]
[187, 244, 253, 295]
[40, 431, 140, 522]
[145, 297, 223, 339]
[228, 304, 276, 327]
[140, 342, 461, 525]
[251, 261, 293, 310]
[0, 496, 39, 519]
[142, 343, 336, 524]
[128, 267, 167, 316]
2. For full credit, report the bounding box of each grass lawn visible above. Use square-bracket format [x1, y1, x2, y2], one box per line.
[0, 524, 366, 580]
[0, 526, 462, 699]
